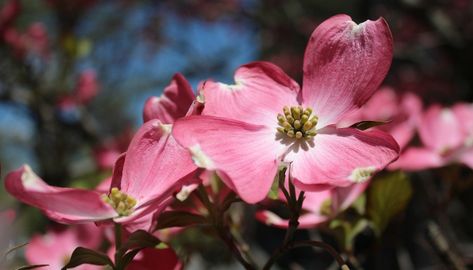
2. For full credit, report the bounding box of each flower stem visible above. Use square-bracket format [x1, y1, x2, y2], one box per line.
[289, 240, 348, 269]
[196, 184, 256, 270]
[263, 166, 348, 269]
[262, 172, 348, 270]
[262, 169, 304, 270]
[114, 223, 123, 270]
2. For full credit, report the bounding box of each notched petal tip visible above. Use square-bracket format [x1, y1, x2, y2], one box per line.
[20, 164, 42, 190]
[348, 166, 377, 183]
[189, 144, 215, 169]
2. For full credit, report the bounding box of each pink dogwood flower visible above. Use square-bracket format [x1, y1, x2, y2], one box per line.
[74, 69, 100, 104]
[5, 120, 197, 230]
[390, 103, 473, 170]
[172, 14, 400, 203]
[25, 224, 102, 270]
[340, 87, 422, 149]
[257, 182, 369, 229]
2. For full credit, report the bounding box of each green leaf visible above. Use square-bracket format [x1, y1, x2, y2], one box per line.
[367, 171, 413, 235]
[155, 211, 207, 230]
[16, 265, 49, 270]
[350, 120, 389, 130]
[121, 230, 161, 251]
[61, 247, 113, 270]
[329, 218, 371, 251]
[121, 248, 142, 267]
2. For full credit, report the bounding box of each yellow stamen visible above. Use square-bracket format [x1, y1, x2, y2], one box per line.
[102, 188, 137, 216]
[276, 105, 318, 140]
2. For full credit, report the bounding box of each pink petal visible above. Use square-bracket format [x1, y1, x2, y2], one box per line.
[337, 89, 422, 150]
[173, 115, 287, 203]
[110, 152, 126, 189]
[418, 105, 465, 152]
[4, 165, 117, 224]
[26, 229, 78, 269]
[26, 226, 103, 270]
[300, 189, 332, 214]
[453, 103, 473, 138]
[388, 147, 444, 171]
[287, 127, 399, 190]
[143, 73, 195, 123]
[256, 210, 328, 229]
[335, 182, 369, 210]
[302, 15, 393, 127]
[383, 92, 422, 149]
[120, 120, 197, 213]
[458, 149, 473, 169]
[201, 61, 300, 126]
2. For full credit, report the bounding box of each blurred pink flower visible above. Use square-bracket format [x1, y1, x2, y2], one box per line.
[2, 22, 49, 59]
[173, 14, 399, 203]
[390, 103, 473, 170]
[74, 70, 99, 104]
[257, 182, 369, 229]
[0, 0, 20, 32]
[340, 87, 423, 149]
[24, 22, 49, 57]
[25, 224, 102, 270]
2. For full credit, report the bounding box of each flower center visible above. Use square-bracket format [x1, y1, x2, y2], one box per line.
[277, 106, 318, 139]
[101, 187, 137, 216]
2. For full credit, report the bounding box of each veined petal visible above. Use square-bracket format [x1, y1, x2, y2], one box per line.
[302, 14, 393, 127]
[5, 165, 116, 224]
[202, 61, 300, 126]
[388, 147, 444, 171]
[120, 120, 197, 210]
[288, 127, 399, 190]
[143, 73, 195, 123]
[419, 105, 465, 152]
[173, 115, 287, 203]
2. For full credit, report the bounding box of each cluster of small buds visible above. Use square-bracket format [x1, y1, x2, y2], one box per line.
[277, 106, 318, 139]
[101, 187, 137, 216]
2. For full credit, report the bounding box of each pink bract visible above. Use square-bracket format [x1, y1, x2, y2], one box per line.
[172, 14, 399, 203]
[25, 224, 103, 270]
[143, 73, 196, 123]
[340, 87, 422, 150]
[391, 103, 473, 171]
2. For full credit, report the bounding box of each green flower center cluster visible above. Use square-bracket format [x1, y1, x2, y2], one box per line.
[277, 106, 318, 139]
[101, 187, 137, 216]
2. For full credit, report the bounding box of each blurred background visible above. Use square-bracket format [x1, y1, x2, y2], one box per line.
[0, 0, 472, 269]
